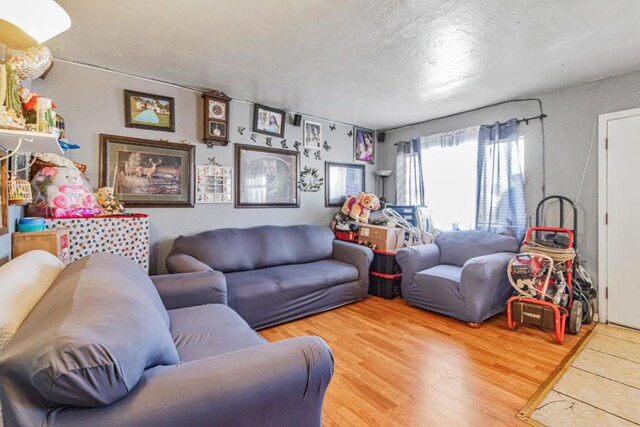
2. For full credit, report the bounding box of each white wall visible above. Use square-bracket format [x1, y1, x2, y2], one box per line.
[379, 68, 640, 283]
[23, 61, 377, 273]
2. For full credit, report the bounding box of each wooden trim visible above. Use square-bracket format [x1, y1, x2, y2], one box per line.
[516, 326, 596, 425]
[0, 159, 8, 236]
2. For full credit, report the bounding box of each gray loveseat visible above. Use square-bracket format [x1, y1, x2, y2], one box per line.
[0, 253, 334, 427]
[167, 224, 373, 329]
[396, 230, 519, 325]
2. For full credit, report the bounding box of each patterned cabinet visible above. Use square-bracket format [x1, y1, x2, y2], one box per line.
[44, 214, 150, 271]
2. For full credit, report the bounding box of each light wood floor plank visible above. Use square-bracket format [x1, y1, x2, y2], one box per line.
[573, 348, 640, 389]
[260, 297, 590, 426]
[597, 323, 640, 345]
[587, 333, 640, 364]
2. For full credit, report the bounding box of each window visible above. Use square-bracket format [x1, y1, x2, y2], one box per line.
[396, 119, 526, 239]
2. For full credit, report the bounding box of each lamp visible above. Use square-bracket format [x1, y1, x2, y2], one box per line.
[0, 0, 71, 64]
[375, 169, 393, 203]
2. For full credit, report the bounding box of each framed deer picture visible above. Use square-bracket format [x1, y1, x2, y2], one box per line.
[100, 134, 195, 207]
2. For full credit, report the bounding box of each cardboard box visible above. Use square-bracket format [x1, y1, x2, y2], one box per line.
[12, 228, 70, 265]
[358, 224, 404, 251]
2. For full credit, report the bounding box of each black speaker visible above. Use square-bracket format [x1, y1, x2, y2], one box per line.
[292, 114, 302, 127]
[377, 132, 386, 143]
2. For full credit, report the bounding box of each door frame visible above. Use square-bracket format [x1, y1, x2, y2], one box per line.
[597, 107, 640, 323]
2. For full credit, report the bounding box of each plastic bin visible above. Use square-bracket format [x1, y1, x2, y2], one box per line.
[371, 250, 402, 275]
[369, 272, 402, 299]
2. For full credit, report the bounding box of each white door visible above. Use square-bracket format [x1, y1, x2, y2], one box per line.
[606, 113, 640, 329]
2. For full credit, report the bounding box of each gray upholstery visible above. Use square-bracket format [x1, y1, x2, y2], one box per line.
[170, 304, 266, 361]
[0, 254, 180, 425]
[397, 230, 518, 324]
[167, 225, 373, 329]
[151, 270, 227, 308]
[168, 224, 335, 273]
[0, 253, 334, 427]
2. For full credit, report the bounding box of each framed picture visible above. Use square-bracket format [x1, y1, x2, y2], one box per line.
[235, 144, 299, 208]
[303, 120, 322, 150]
[253, 103, 285, 138]
[325, 161, 366, 207]
[124, 90, 176, 132]
[0, 159, 7, 236]
[354, 127, 375, 164]
[100, 134, 194, 207]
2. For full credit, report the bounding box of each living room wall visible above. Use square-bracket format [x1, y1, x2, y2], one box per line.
[378, 68, 640, 284]
[14, 60, 377, 273]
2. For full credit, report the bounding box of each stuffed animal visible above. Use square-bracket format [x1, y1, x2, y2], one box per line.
[45, 167, 96, 209]
[96, 186, 124, 214]
[341, 192, 380, 223]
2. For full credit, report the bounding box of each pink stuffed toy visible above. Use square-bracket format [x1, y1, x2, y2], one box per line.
[341, 192, 380, 223]
[45, 167, 96, 209]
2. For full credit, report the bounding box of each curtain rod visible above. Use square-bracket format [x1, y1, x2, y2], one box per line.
[380, 98, 544, 133]
[393, 113, 547, 145]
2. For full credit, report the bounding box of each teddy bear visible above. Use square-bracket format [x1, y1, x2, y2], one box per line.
[45, 167, 96, 209]
[341, 192, 380, 223]
[96, 186, 124, 214]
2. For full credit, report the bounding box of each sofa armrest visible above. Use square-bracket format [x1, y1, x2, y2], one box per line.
[150, 271, 227, 308]
[396, 244, 441, 287]
[332, 240, 373, 296]
[166, 253, 212, 273]
[50, 336, 334, 427]
[460, 252, 517, 323]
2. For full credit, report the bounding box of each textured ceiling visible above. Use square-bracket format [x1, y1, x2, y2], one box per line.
[49, 0, 640, 129]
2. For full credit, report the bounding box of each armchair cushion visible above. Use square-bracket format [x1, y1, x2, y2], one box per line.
[169, 304, 265, 362]
[415, 265, 462, 291]
[436, 230, 519, 267]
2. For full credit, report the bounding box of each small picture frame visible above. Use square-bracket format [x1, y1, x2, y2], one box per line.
[253, 104, 286, 138]
[303, 120, 322, 150]
[354, 127, 375, 164]
[124, 90, 176, 132]
[325, 161, 366, 207]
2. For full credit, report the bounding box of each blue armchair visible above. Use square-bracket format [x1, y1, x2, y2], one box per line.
[396, 230, 519, 326]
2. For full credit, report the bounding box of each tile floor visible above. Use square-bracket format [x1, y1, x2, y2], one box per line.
[531, 323, 640, 426]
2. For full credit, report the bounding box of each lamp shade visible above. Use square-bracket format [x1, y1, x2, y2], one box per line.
[0, 0, 71, 48]
[376, 170, 394, 178]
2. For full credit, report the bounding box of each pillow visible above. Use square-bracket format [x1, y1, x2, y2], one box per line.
[0, 250, 64, 352]
[0, 253, 179, 408]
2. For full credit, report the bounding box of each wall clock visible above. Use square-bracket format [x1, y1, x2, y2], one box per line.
[202, 90, 231, 146]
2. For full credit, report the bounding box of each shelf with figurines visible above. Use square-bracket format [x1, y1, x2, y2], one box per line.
[196, 159, 233, 204]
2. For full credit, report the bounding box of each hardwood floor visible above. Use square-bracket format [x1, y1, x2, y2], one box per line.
[260, 296, 592, 426]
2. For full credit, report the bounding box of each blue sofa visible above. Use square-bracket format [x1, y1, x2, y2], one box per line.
[396, 230, 519, 325]
[166, 224, 373, 329]
[0, 253, 333, 427]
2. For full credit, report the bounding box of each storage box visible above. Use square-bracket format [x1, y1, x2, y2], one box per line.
[385, 205, 426, 227]
[369, 272, 402, 299]
[334, 230, 358, 242]
[12, 227, 70, 265]
[358, 224, 404, 251]
[371, 249, 402, 275]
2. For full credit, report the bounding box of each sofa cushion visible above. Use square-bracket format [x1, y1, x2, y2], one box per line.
[435, 230, 519, 267]
[225, 259, 359, 303]
[415, 265, 462, 290]
[170, 224, 335, 273]
[0, 251, 64, 352]
[0, 253, 179, 408]
[169, 304, 265, 362]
